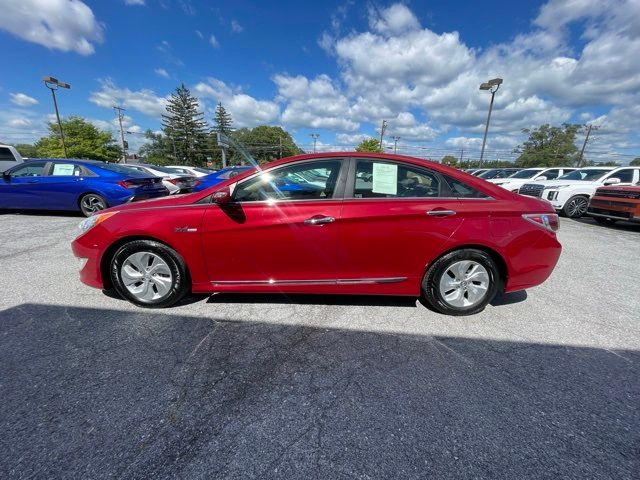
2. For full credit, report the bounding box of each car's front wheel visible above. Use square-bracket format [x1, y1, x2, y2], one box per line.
[421, 249, 501, 316]
[110, 240, 190, 308]
[562, 195, 589, 218]
[79, 193, 107, 217]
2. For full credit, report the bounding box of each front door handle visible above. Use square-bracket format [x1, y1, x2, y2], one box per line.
[426, 209, 456, 217]
[304, 215, 335, 225]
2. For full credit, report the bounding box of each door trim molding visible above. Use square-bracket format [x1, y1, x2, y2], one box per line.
[210, 277, 407, 287]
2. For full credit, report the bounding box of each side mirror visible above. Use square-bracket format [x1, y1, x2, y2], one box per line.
[535, 176, 547, 181]
[212, 185, 231, 204]
[2, 171, 10, 181]
[604, 177, 621, 185]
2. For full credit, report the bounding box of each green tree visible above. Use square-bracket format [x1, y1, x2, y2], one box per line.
[13, 143, 38, 158]
[514, 123, 580, 167]
[212, 102, 234, 134]
[355, 138, 383, 153]
[230, 125, 302, 164]
[34, 116, 120, 161]
[138, 129, 174, 164]
[441, 155, 458, 166]
[161, 84, 209, 165]
[630, 157, 640, 166]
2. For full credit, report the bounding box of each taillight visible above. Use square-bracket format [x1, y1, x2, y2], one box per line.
[522, 213, 559, 233]
[118, 180, 137, 189]
[167, 178, 179, 185]
[193, 179, 202, 187]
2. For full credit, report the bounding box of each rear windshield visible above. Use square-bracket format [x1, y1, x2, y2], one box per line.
[93, 163, 144, 174]
[143, 164, 176, 174]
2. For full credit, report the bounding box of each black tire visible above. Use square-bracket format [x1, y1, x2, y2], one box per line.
[421, 249, 502, 316]
[79, 193, 108, 217]
[562, 195, 589, 218]
[593, 216, 618, 225]
[110, 240, 190, 308]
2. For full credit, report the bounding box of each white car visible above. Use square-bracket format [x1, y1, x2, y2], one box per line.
[0, 144, 24, 173]
[518, 166, 640, 218]
[487, 167, 576, 192]
[166, 165, 216, 177]
[125, 164, 198, 194]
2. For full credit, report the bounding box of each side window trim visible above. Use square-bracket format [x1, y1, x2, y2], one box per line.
[344, 158, 455, 200]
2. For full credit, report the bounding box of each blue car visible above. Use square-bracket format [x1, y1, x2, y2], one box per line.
[193, 166, 254, 192]
[193, 165, 326, 197]
[0, 159, 169, 216]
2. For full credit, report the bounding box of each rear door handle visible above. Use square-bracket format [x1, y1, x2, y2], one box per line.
[304, 215, 335, 225]
[426, 209, 456, 217]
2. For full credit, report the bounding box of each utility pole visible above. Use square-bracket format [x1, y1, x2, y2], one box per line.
[113, 106, 127, 163]
[43, 76, 71, 157]
[379, 120, 388, 148]
[459, 148, 464, 166]
[392, 136, 400, 154]
[279, 135, 282, 158]
[577, 124, 598, 167]
[309, 133, 319, 153]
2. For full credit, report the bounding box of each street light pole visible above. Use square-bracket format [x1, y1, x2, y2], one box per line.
[379, 120, 388, 148]
[392, 136, 400, 154]
[43, 76, 71, 157]
[309, 133, 319, 153]
[479, 78, 503, 169]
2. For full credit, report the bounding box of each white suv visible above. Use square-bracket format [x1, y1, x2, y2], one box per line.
[0, 144, 24, 173]
[519, 166, 640, 218]
[487, 167, 576, 192]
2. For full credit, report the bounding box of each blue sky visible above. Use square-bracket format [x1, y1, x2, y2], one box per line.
[1, 0, 639, 163]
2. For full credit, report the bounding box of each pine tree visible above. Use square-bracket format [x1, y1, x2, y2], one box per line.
[213, 102, 234, 134]
[161, 84, 209, 165]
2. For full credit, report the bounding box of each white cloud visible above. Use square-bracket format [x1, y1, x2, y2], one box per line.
[209, 35, 220, 48]
[193, 78, 280, 127]
[1, 0, 104, 55]
[124, 0, 145, 5]
[195, 30, 204, 39]
[231, 20, 244, 33]
[10, 93, 38, 107]
[368, 3, 420, 35]
[7, 118, 32, 128]
[154, 68, 170, 79]
[89, 79, 168, 118]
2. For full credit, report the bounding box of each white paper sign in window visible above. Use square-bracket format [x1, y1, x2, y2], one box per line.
[52, 163, 76, 176]
[372, 163, 397, 195]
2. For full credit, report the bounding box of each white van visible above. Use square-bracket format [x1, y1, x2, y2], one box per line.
[0, 144, 24, 173]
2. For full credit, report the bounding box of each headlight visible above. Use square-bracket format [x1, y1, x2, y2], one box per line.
[543, 184, 570, 190]
[77, 211, 118, 236]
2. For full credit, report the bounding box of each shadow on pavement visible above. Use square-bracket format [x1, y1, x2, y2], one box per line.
[207, 292, 418, 308]
[1, 303, 637, 479]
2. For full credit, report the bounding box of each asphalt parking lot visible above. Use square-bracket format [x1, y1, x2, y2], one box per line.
[1, 212, 638, 479]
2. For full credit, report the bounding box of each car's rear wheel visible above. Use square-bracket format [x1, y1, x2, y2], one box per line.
[562, 195, 589, 218]
[79, 193, 107, 217]
[593, 216, 618, 225]
[110, 240, 190, 308]
[421, 249, 501, 316]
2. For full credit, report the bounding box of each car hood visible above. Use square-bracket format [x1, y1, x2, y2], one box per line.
[102, 192, 199, 213]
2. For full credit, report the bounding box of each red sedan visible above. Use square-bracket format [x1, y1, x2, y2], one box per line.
[72, 153, 562, 316]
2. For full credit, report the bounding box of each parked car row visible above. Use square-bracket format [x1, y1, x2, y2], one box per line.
[0, 158, 203, 216]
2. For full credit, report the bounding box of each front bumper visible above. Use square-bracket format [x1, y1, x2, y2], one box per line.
[71, 232, 105, 289]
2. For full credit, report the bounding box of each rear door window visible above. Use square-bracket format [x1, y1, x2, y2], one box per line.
[352, 160, 442, 198]
[0, 147, 17, 162]
[50, 163, 83, 176]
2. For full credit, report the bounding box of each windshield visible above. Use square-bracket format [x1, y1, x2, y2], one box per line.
[478, 169, 503, 179]
[507, 169, 543, 179]
[143, 164, 177, 174]
[557, 169, 611, 181]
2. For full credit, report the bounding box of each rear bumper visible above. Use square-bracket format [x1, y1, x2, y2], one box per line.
[504, 231, 562, 293]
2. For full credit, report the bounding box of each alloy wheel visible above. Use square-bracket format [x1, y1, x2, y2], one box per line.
[438, 260, 490, 308]
[120, 251, 173, 301]
[566, 197, 588, 217]
[81, 194, 106, 215]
